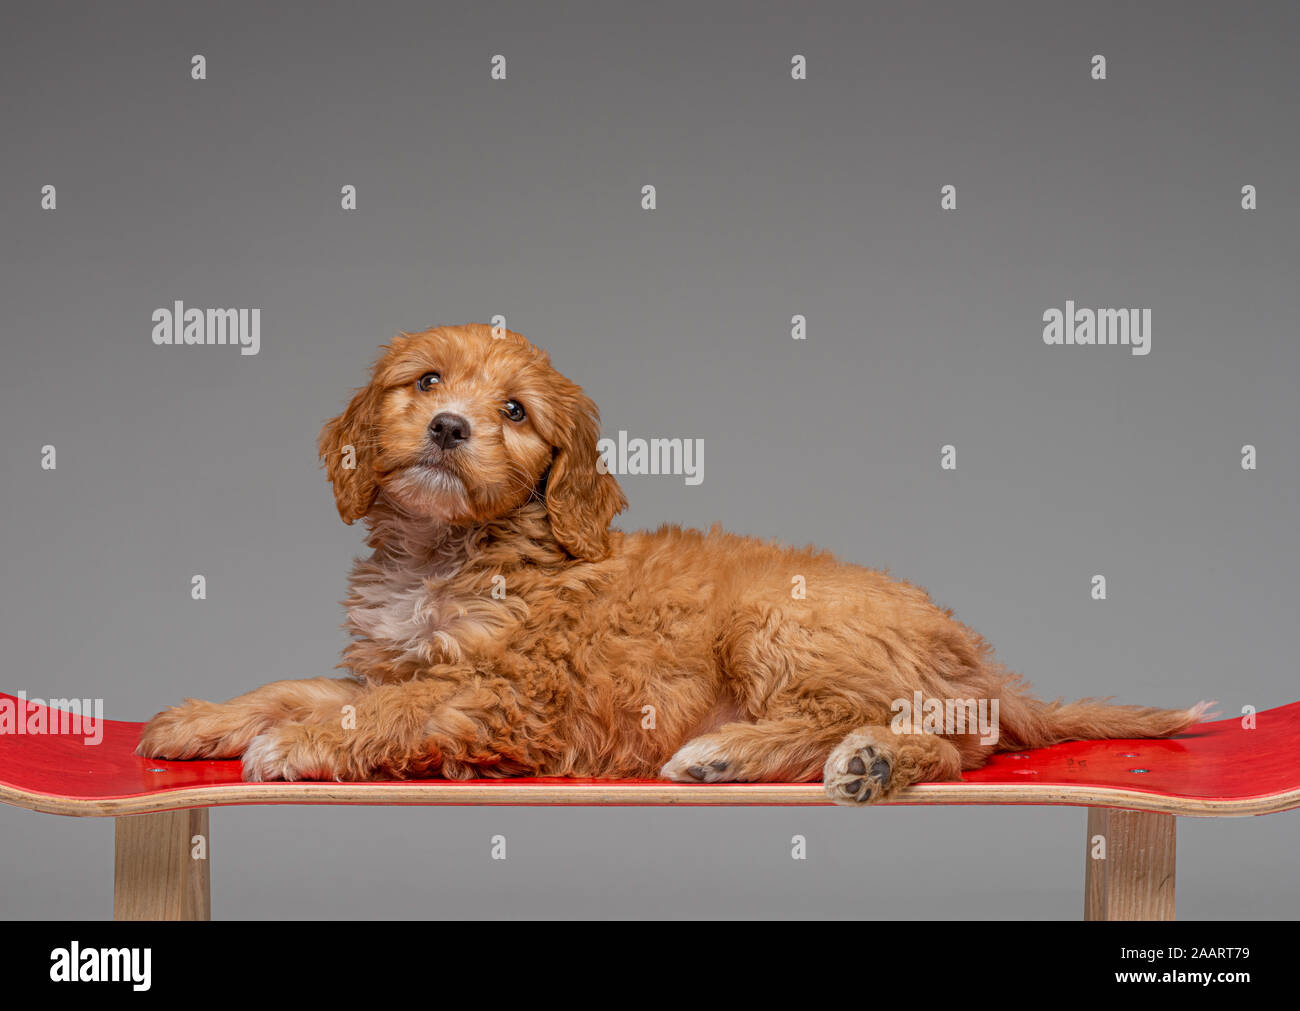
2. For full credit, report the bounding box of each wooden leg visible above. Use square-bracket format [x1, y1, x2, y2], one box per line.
[114, 809, 211, 921]
[1084, 808, 1175, 921]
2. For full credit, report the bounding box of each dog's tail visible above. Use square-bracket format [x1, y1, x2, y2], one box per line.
[994, 691, 1216, 752]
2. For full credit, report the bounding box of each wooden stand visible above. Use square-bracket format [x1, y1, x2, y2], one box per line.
[1084, 808, 1176, 921]
[113, 809, 211, 921]
[107, 806, 1183, 922]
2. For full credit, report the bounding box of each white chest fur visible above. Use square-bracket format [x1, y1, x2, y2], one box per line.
[345, 548, 518, 665]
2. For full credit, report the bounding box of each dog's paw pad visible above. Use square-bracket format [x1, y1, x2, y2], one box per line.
[684, 759, 729, 781]
[825, 737, 893, 805]
[662, 742, 736, 783]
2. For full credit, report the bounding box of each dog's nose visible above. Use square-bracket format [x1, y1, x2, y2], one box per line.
[428, 412, 471, 450]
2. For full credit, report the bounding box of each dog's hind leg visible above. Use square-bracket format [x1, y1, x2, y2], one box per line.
[661, 716, 868, 784]
[661, 717, 975, 808]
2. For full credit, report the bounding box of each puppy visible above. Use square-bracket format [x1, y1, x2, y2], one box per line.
[138, 324, 1208, 804]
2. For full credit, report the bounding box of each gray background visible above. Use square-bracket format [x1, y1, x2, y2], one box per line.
[1, 0, 1296, 919]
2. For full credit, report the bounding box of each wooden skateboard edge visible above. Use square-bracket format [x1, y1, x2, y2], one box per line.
[4, 779, 1299, 818]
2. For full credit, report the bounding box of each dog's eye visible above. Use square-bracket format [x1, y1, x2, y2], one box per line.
[416, 372, 441, 391]
[502, 400, 526, 423]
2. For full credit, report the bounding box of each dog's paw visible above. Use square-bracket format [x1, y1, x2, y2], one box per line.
[660, 737, 737, 783]
[241, 731, 295, 782]
[136, 699, 256, 760]
[242, 726, 343, 783]
[824, 728, 894, 806]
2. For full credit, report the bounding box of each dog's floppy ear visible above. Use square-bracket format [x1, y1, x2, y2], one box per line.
[318, 382, 384, 524]
[545, 392, 627, 561]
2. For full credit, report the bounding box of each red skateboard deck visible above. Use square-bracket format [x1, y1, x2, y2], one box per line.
[1, 692, 1298, 817]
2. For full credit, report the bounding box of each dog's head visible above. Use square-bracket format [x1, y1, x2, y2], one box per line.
[319, 324, 627, 560]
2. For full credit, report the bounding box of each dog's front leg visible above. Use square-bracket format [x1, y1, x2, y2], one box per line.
[137, 677, 365, 760]
[240, 670, 542, 782]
